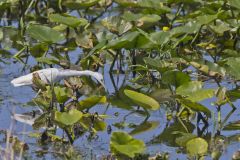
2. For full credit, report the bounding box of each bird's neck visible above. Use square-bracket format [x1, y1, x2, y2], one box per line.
[59, 70, 95, 78]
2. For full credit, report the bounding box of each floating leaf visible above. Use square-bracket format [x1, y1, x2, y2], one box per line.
[144, 57, 176, 72]
[175, 132, 197, 147]
[36, 57, 59, 65]
[124, 89, 160, 110]
[49, 14, 88, 28]
[196, 14, 218, 25]
[224, 57, 240, 80]
[106, 31, 140, 49]
[63, 0, 100, 8]
[79, 96, 106, 110]
[75, 32, 93, 49]
[229, 0, 240, 10]
[171, 22, 201, 36]
[93, 118, 107, 132]
[101, 16, 133, 35]
[110, 131, 145, 158]
[55, 109, 82, 126]
[123, 12, 161, 27]
[176, 81, 215, 102]
[27, 24, 65, 43]
[162, 70, 190, 88]
[190, 60, 226, 78]
[186, 137, 208, 156]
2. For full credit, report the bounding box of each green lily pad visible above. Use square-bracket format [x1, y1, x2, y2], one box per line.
[186, 137, 208, 156]
[27, 24, 65, 43]
[110, 131, 145, 158]
[54, 86, 71, 104]
[49, 14, 88, 28]
[55, 109, 82, 126]
[176, 81, 215, 102]
[79, 96, 106, 110]
[124, 89, 160, 110]
[162, 70, 190, 88]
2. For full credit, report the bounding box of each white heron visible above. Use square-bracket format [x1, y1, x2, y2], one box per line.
[11, 68, 105, 88]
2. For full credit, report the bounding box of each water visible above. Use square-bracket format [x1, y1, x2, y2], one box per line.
[1, 55, 240, 159]
[0, 1, 240, 159]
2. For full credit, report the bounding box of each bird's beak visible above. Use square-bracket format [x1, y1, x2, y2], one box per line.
[100, 80, 106, 90]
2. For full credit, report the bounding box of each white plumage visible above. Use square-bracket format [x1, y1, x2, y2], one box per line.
[11, 68, 105, 88]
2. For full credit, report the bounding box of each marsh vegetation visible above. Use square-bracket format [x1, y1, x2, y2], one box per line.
[0, 0, 240, 159]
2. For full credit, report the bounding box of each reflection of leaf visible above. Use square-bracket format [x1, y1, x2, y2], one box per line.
[226, 89, 240, 102]
[186, 137, 208, 156]
[151, 121, 195, 146]
[55, 109, 82, 126]
[27, 24, 65, 43]
[32, 113, 48, 130]
[223, 121, 240, 131]
[130, 121, 159, 135]
[110, 131, 145, 158]
[109, 96, 134, 110]
[178, 97, 211, 117]
[124, 89, 160, 110]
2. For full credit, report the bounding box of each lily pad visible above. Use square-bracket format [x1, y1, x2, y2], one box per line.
[79, 96, 106, 110]
[124, 89, 160, 110]
[176, 81, 215, 102]
[55, 109, 82, 126]
[110, 131, 145, 158]
[186, 137, 208, 156]
[54, 86, 71, 104]
[49, 14, 88, 28]
[27, 24, 65, 43]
